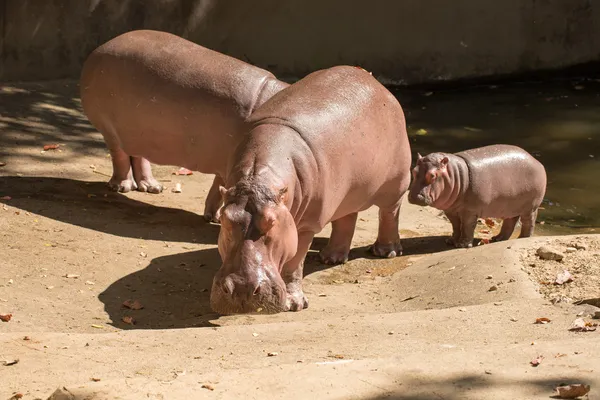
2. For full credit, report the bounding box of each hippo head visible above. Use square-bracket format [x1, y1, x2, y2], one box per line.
[408, 153, 450, 208]
[210, 180, 298, 315]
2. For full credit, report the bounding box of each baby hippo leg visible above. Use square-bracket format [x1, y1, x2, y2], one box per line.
[453, 213, 478, 248]
[444, 212, 462, 246]
[492, 216, 519, 242]
[518, 209, 538, 238]
[320, 212, 358, 265]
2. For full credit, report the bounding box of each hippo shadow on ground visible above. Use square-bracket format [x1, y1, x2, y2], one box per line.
[0, 176, 219, 244]
[99, 248, 223, 330]
[304, 235, 454, 275]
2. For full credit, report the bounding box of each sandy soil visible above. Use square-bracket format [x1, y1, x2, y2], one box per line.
[0, 80, 599, 400]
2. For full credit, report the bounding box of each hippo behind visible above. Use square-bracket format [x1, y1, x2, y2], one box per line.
[408, 145, 547, 247]
[80, 30, 288, 221]
[210, 66, 412, 314]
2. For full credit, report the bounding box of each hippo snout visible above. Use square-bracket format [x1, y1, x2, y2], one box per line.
[408, 189, 429, 206]
[210, 269, 287, 315]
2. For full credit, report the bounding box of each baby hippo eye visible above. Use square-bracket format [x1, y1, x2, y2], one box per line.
[425, 171, 437, 184]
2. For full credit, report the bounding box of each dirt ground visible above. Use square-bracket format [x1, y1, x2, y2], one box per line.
[0, 81, 599, 400]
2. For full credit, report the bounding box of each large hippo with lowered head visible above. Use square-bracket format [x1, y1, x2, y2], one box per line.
[210, 66, 412, 314]
[80, 30, 288, 221]
[408, 145, 547, 247]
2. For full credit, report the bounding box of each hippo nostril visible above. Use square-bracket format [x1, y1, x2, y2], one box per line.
[222, 276, 235, 296]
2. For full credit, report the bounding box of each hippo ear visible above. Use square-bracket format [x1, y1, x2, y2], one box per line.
[277, 187, 288, 203]
[417, 153, 423, 164]
[219, 186, 229, 198]
[440, 157, 449, 169]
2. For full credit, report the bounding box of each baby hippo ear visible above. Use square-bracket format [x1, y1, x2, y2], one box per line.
[257, 207, 277, 233]
[439, 157, 449, 169]
[416, 153, 423, 164]
[277, 187, 288, 203]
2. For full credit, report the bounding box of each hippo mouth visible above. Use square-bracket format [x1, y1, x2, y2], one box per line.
[408, 191, 432, 207]
[209, 277, 287, 315]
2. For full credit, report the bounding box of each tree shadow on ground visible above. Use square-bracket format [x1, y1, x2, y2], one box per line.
[0, 81, 102, 162]
[363, 373, 592, 399]
[0, 176, 218, 244]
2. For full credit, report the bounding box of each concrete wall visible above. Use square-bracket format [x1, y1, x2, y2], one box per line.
[1, 0, 599, 84]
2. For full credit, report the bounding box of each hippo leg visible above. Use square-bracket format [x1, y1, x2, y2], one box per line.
[107, 147, 138, 193]
[282, 231, 314, 312]
[492, 216, 519, 242]
[454, 214, 477, 248]
[370, 202, 403, 258]
[518, 209, 538, 238]
[203, 175, 225, 223]
[131, 156, 163, 194]
[444, 212, 462, 246]
[319, 212, 358, 265]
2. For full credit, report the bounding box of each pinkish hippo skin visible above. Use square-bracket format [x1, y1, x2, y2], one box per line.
[80, 30, 288, 222]
[210, 66, 412, 315]
[408, 145, 547, 248]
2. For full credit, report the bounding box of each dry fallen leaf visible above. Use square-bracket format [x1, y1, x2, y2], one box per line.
[484, 218, 496, 227]
[7, 394, 23, 400]
[202, 384, 215, 391]
[2, 358, 19, 366]
[122, 316, 135, 325]
[530, 355, 544, 367]
[569, 318, 597, 332]
[555, 270, 573, 285]
[535, 317, 551, 324]
[267, 352, 279, 357]
[64, 274, 80, 279]
[43, 144, 60, 151]
[90, 377, 101, 382]
[173, 167, 193, 176]
[0, 313, 12, 322]
[555, 384, 591, 399]
[122, 299, 144, 310]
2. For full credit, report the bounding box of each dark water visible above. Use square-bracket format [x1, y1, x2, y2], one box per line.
[392, 78, 600, 235]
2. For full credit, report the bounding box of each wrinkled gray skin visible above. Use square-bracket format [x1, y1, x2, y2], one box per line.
[80, 30, 288, 221]
[408, 145, 547, 248]
[210, 66, 412, 315]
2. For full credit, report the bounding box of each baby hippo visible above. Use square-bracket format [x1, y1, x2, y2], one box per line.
[408, 145, 547, 247]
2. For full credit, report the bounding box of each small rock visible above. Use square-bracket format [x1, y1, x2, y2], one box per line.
[267, 352, 278, 357]
[388, 331, 394, 335]
[201, 384, 215, 391]
[458, 308, 467, 312]
[510, 317, 518, 322]
[565, 247, 577, 254]
[536, 246, 564, 261]
[484, 370, 492, 375]
[172, 183, 183, 193]
[47, 387, 76, 400]
[64, 274, 80, 279]
[488, 285, 498, 292]
[593, 311, 600, 320]
[570, 242, 587, 250]
[2, 358, 19, 366]
[486, 275, 493, 279]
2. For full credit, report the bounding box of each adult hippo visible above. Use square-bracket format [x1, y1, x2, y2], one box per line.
[210, 66, 412, 314]
[80, 30, 288, 221]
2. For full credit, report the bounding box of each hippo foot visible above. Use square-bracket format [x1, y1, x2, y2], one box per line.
[491, 235, 508, 243]
[445, 237, 459, 246]
[285, 290, 309, 312]
[136, 179, 163, 194]
[453, 240, 473, 248]
[319, 247, 349, 265]
[108, 178, 138, 193]
[369, 240, 403, 258]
